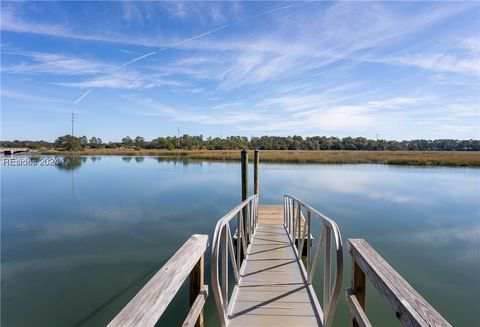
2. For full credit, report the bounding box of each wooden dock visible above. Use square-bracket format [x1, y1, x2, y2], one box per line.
[108, 150, 452, 327]
[229, 205, 321, 326]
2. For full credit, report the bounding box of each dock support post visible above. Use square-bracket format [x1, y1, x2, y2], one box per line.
[349, 257, 366, 327]
[241, 149, 248, 201]
[189, 253, 205, 327]
[254, 149, 259, 195]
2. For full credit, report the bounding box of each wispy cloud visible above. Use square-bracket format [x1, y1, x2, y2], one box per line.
[2, 1, 478, 139]
[1, 89, 68, 104]
[2, 50, 111, 75]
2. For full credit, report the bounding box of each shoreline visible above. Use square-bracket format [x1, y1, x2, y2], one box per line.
[35, 149, 480, 167]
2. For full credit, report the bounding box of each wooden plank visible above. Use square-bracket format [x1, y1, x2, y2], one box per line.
[229, 313, 320, 327]
[229, 220, 322, 327]
[108, 234, 208, 327]
[346, 288, 372, 327]
[348, 239, 452, 327]
[182, 286, 208, 327]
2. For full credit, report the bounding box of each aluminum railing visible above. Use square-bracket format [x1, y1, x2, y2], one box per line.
[284, 195, 343, 327]
[211, 194, 259, 327]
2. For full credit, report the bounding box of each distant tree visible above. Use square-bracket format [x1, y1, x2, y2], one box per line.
[134, 136, 145, 148]
[80, 135, 88, 148]
[122, 136, 134, 148]
[54, 135, 83, 150]
[4, 135, 480, 152]
[89, 137, 103, 148]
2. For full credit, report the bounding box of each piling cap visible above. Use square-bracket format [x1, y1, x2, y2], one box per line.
[241, 148, 248, 153]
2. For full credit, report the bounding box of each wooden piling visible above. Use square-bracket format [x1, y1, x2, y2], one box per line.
[350, 257, 366, 327]
[189, 254, 205, 327]
[241, 149, 248, 201]
[254, 149, 259, 195]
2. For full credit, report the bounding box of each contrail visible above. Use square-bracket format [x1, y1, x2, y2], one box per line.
[122, 3, 297, 66]
[122, 51, 158, 66]
[171, 24, 231, 47]
[73, 88, 92, 104]
[122, 25, 230, 66]
[254, 4, 294, 17]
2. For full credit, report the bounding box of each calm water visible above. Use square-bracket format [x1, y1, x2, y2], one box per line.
[1, 156, 479, 326]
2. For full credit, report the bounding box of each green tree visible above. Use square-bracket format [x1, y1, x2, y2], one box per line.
[54, 135, 83, 150]
[122, 136, 134, 148]
[134, 136, 145, 148]
[80, 135, 88, 148]
[89, 137, 103, 148]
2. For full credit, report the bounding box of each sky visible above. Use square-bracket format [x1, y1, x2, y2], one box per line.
[1, 1, 479, 142]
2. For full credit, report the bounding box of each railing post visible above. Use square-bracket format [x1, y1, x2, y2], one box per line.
[236, 212, 241, 269]
[350, 257, 366, 327]
[254, 149, 259, 195]
[221, 225, 228, 312]
[297, 204, 301, 249]
[292, 200, 296, 241]
[324, 227, 332, 314]
[189, 254, 205, 327]
[241, 149, 249, 245]
[307, 211, 311, 271]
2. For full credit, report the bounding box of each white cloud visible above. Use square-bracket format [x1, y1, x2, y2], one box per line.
[1, 89, 68, 104]
[386, 53, 480, 76]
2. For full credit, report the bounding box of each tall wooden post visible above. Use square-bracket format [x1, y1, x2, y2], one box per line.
[254, 149, 259, 195]
[189, 254, 205, 327]
[241, 149, 248, 201]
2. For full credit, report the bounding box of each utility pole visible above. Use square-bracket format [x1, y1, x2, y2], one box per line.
[71, 110, 75, 136]
[177, 128, 180, 148]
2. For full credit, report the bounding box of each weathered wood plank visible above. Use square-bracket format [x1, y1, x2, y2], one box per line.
[346, 288, 372, 327]
[229, 209, 322, 327]
[348, 239, 451, 327]
[182, 286, 208, 327]
[108, 234, 208, 327]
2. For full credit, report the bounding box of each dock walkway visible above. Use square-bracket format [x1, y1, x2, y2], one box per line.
[229, 205, 321, 326]
[108, 150, 453, 327]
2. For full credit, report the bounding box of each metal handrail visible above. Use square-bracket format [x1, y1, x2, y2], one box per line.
[211, 194, 259, 327]
[284, 195, 343, 327]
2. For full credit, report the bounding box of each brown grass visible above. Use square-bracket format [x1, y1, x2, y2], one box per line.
[37, 149, 480, 167]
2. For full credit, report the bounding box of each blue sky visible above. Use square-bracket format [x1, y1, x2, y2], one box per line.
[1, 1, 479, 142]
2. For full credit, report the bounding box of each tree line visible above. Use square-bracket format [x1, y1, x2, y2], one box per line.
[1, 135, 479, 151]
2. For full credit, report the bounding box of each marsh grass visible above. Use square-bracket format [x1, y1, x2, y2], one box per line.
[38, 149, 480, 167]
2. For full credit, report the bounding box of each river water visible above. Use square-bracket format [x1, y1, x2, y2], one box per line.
[1, 155, 479, 326]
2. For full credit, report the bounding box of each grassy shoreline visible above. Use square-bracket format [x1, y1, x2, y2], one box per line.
[37, 149, 480, 167]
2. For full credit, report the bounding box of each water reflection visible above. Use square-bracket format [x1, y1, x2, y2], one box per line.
[1, 158, 478, 327]
[55, 156, 87, 171]
[154, 156, 204, 166]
